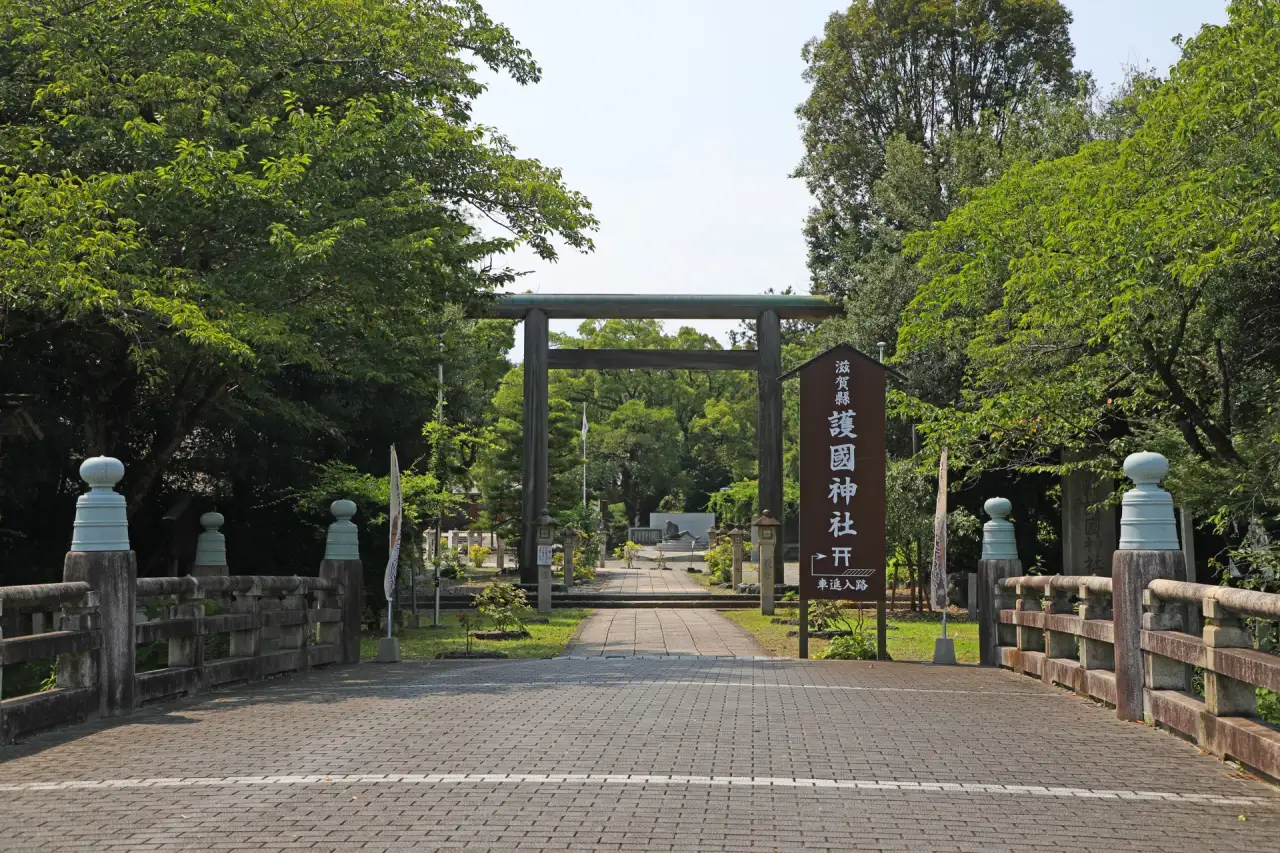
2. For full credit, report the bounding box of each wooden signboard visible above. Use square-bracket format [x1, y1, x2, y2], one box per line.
[794, 345, 887, 603]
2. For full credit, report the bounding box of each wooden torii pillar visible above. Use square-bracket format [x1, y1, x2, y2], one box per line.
[480, 294, 840, 586]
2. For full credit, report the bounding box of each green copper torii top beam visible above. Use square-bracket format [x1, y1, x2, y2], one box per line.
[479, 293, 841, 321]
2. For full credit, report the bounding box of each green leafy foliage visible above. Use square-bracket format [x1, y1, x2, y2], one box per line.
[812, 602, 875, 660]
[796, 0, 1076, 304]
[705, 537, 734, 585]
[706, 478, 799, 526]
[613, 541, 641, 570]
[820, 632, 876, 661]
[472, 582, 530, 635]
[468, 545, 492, 569]
[896, 1, 1280, 564]
[0, 0, 593, 581]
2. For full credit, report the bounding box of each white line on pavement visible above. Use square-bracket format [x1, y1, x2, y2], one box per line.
[265, 680, 1058, 698]
[0, 773, 1271, 806]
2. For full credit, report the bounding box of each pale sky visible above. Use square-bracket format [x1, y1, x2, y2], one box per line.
[475, 0, 1230, 358]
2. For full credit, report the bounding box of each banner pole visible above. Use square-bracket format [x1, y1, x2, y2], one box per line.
[799, 588, 809, 660]
[876, 598, 887, 660]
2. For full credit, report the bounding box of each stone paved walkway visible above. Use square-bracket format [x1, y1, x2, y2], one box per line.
[1, 657, 1277, 852]
[564, 609, 768, 657]
[580, 562, 706, 595]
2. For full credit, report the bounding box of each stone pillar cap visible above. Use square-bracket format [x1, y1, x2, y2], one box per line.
[71, 456, 130, 552]
[1124, 451, 1169, 485]
[324, 499, 360, 561]
[983, 497, 1012, 520]
[194, 511, 228, 568]
[1119, 451, 1179, 550]
[981, 497, 1018, 562]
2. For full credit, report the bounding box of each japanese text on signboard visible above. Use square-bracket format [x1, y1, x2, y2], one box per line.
[798, 347, 886, 602]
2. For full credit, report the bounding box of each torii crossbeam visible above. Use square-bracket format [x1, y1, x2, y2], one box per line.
[474, 293, 842, 583]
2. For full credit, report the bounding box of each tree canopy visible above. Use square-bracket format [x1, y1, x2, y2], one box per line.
[0, 0, 592, 579]
[795, 0, 1077, 303]
[897, 0, 1280, 538]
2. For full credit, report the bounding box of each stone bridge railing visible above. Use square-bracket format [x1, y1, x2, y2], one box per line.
[978, 452, 1280, 781]
[0, 457, 363, 744]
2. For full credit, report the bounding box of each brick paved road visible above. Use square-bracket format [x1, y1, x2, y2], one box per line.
[1, 657, 1277, 852]
[565, 609, 768, 657]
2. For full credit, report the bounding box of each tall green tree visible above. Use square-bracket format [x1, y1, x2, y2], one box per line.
[796, 0, 1076, 302]
[0, 0, 593, 577]
[897, 0, 1280, 546]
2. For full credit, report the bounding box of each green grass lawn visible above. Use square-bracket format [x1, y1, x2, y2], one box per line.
[723, 608, 979, 663]
[360, 609, 591, 661]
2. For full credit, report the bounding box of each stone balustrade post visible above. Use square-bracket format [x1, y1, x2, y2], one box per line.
[61, 457, 136, 717]
[192, 512, 228, 577]
[977, 497, 1021, 666]
[1201, 598, 1257, 717]
[56, 592, 101, 692]
[319, 499, 363, 664]
[1014, 580, 1045, 654]
[278, 580, 309, 671]
[167, 581, 205, 676]
[1112, 452, 1186, 722]
[259, 585, 282, 653]
[1142, 587, 1189, 692]
[229, 582, 262, 661]
[1077, 582, 1114, 671]
[1043, 586, 1076, 660]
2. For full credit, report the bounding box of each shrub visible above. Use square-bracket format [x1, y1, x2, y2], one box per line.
[468, 545, 492, 568]
[814, 602, 875, 660]
[809, 599, 854, 633]
[472, 583, 531, 634]
[821, 632, 876, 660]
[613, 540, 641, 569]
[572, 547, 596, 581]
[706, 538, 733, 584]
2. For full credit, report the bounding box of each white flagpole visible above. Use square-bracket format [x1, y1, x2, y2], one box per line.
[581, 403, 588, 510]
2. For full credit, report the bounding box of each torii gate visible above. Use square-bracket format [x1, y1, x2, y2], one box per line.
[481, 294, 842, 583]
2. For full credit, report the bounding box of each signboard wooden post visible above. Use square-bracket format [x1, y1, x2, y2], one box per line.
[783, 345, 891, 659]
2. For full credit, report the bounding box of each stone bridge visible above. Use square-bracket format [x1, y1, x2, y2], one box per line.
[1, 455, 1278, 852]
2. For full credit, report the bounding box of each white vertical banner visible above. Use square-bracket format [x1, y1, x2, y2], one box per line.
[930, 447, 948, 611]
[384, 444, 403, 603]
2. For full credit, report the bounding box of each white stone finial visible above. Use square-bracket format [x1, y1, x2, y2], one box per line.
[324, 499, 360, 561]
[984, 497, 1012, 520]
[70, 456, 130, 552]
[1119, 451, 1179, 550]
[1123, 451, 1169, 486]
[193, 511, 227, 568]
[980, 497, 1018, 561]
